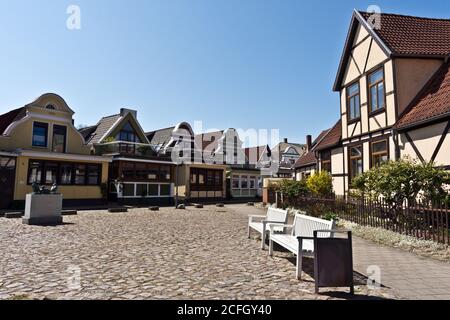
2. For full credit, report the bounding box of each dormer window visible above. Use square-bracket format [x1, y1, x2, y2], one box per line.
[117, 122, 141, 143]
[347, 82, 360, 121]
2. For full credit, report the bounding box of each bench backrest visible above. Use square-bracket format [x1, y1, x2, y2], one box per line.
[291, 213, 335, 238]
[267, 207, 288, 232]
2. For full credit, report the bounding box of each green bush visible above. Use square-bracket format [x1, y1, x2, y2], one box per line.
[352, 158, 450, 207]
[275, 179, 309, 199]
[322, 212, 339, 222]
[306, 171, 333, 197]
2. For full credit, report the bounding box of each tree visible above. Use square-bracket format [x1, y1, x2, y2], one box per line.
[306, 171, 333, 197]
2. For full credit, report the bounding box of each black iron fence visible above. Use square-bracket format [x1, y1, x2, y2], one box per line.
[282, 196, 449, 245]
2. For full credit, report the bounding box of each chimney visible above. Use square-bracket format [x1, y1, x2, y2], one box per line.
[284, 138, 288, 143]
[306, 135, 312, 152]
[120, 108, 137, 118]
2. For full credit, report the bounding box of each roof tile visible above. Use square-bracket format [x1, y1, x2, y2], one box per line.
[0, 107, 26, 135]
[359, 12, 450, 56]
[396, 60, 450, 129]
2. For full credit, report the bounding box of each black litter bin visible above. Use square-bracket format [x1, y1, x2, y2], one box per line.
[313, 230, 354, 294]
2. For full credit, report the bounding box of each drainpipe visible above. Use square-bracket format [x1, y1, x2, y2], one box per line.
[175, 164, 179, 207]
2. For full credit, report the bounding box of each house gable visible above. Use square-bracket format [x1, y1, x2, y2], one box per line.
[98, 112, 149, 145]
[0, 93, 89, 155]
[334, 10, 392, 92]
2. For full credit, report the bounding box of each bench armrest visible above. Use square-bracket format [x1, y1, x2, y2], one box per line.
[269, 223, 293, 234]
[297, 230, 340, 242]
[297, 236, 314, 241]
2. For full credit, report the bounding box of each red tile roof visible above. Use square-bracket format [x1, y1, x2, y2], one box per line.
[314, 120, 342, 151]
[396, 60, 450, 130]
[294, 151, 317, 168]
[0, 107, 26, 135]
[334, 11, 450, 91]
[359, 12, 450, 57]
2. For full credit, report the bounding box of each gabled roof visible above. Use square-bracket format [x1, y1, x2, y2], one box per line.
[395, 60, 450, 130]
[146, 126, 176, 148]
[79, 114, 121, 144]
[334, 10, 450, 91]
[359, 11, 450, 57]
[272, 142, 306, 162]
[79, 110, 149, 145]
[294, 151, 317, 168]
[294, 128, 331, 169]
[314, 119, 342, 151]
[0, 107, 26, 135]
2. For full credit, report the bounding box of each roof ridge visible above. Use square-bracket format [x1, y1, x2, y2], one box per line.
[145, 126, 176, 135]
[78, 124, 97, 131]
[358, 10, 450, 22]
[99, 113, 120, 121]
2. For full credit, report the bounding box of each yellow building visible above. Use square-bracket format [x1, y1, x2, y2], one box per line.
[0, 93, 111, 209]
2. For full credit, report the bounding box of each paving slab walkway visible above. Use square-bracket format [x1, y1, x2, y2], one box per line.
[352, 236, 450, 300]
[277, 205, 450, 300]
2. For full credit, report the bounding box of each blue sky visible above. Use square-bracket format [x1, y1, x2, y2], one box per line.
[0, 0, 448, 146]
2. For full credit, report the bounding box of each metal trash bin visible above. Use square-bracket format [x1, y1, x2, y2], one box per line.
[313, 230, 354, 294]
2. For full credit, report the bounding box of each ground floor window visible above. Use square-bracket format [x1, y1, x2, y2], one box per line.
[349, 146, 363, 181]
[232, 174, 258, 190]
[190, 168, 223, 191]
[27, 160, 101, 186]
[371, 139, 389, 168]
[111, 161, 173, 182]
[321, 150, 332, 173]
[111, 182, 173, 198]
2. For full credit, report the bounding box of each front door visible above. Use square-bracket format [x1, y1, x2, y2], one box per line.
[0, 156, 16, 209]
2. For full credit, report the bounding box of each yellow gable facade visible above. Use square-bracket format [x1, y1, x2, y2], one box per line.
[0, 93, 111, 209]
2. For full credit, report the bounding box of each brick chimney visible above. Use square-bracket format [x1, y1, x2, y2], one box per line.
[306, 135, 312, 152]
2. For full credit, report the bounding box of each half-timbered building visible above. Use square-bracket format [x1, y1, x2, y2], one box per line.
[332, 10, 450, 194]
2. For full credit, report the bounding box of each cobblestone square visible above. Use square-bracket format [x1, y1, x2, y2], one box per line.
[0, 204, 396, 300]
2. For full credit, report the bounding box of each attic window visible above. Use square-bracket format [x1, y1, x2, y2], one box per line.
[46, 104, 56, 110]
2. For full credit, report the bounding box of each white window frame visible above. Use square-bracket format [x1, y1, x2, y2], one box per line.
[112, 182, 174, 198]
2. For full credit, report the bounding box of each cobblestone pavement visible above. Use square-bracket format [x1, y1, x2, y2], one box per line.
[0, 204, 397, 300]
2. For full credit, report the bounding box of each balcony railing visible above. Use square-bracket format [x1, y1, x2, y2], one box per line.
[93, 141, 159, 157]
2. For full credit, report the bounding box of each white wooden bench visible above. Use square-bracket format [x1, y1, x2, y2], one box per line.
[268, 213, 335, 279]
[248, 207, 288, 250]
